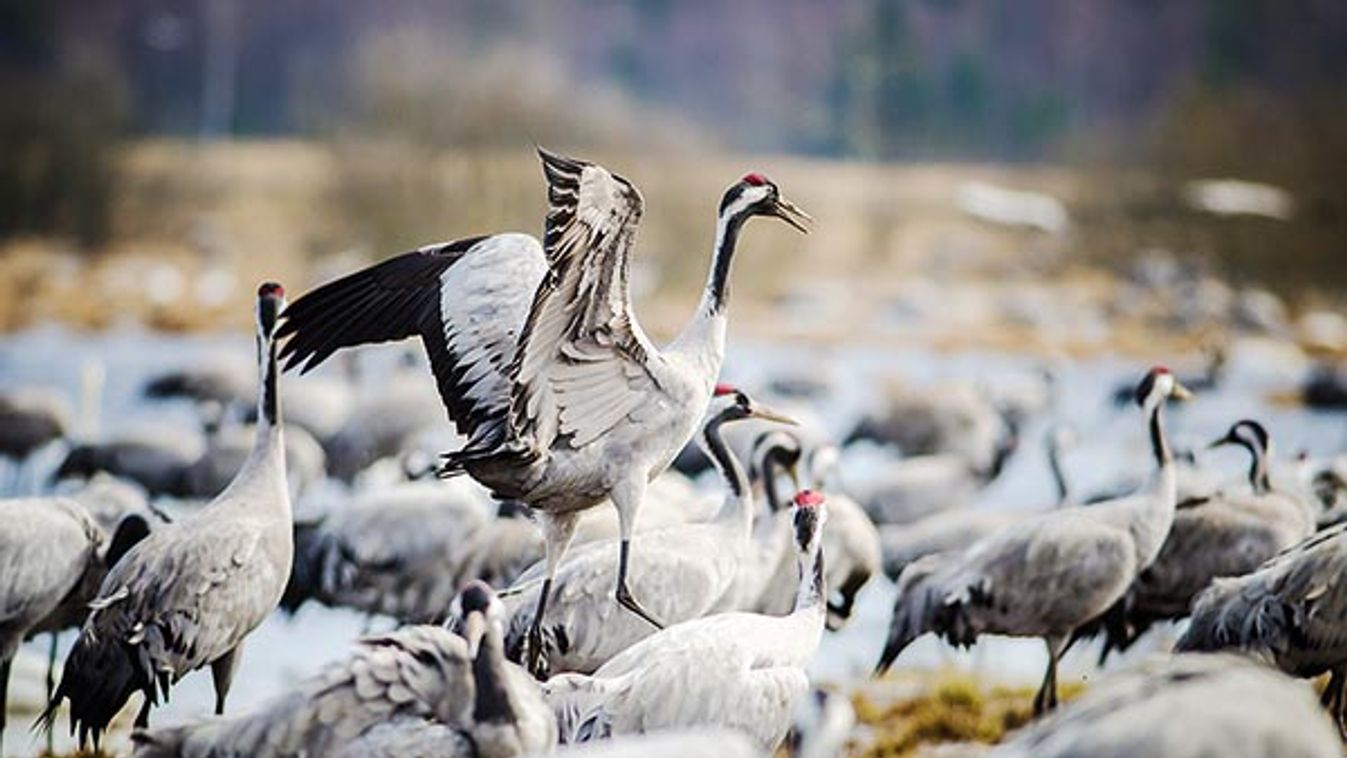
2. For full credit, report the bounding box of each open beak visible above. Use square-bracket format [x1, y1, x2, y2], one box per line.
[1171, 381, 1194, 402]
[463, 611, 486, 658]
[771, 196, 813, 235]
[750, 403, 799, 427]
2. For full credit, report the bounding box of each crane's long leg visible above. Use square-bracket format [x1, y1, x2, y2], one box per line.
[134, 693, 152, 728]
[45, 633, 58, 753]
[1033, 634, 1067, 716]
[611, 478, 663, 630]
[210, 645, 242, 715]
[45, 632, 58, 703]
[525, 512, 579, 680]
[1, 656, 11, 746]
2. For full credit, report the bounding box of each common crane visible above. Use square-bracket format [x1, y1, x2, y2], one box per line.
[276, 148, 810, 677]
[133, 582, 555, 758]
[875, 367, 1191, 714]
[42, 283, 293, 747]
[542, 490, 828, 751]
[501, 385, 794, 677]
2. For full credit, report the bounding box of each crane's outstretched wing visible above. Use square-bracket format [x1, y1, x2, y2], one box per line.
[510, 149, 660, 450]
[277, 234, 547, 450]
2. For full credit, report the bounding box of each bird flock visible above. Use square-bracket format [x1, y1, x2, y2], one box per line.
[1, 149, 1346, 758]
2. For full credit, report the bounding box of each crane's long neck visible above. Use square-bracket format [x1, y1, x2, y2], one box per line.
[1048, 436, 1071, 506]
[670, 207, 744, 369]
[472, 623, 516, 725]
[793, 531, 825, 614]
[1133, 392, 1178, 568]
[255, 331, 282, 448]
[704, 413, 752, 536]
[1245, 440, 1271, 495]
[1147, 396, 1171, 470]
[702, 209, 746, 315]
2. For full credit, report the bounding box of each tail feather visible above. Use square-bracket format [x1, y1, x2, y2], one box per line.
[540, 673, 614, 744]
[39, 630, 156, 749]
[281, 520, 326, 614]
[1176, 578, 1283, 658]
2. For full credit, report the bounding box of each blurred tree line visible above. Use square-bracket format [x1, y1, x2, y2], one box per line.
[1, 0, 1344, 263]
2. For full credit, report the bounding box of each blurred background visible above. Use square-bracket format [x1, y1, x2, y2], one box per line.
[3, 3, 1347, 756]
[2, 0, 1344, 346]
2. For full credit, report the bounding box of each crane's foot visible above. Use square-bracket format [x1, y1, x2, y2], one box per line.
[524, 623, 550, 681]
[616, 584, 664, 630]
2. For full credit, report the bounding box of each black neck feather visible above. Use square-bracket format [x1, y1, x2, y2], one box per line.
[472, 628, 515, 725]
[258, 335, 279, 427]
[1148, 399, 1170, 469]
[702, 411, 744, 500]
[707, 213, 745, 313]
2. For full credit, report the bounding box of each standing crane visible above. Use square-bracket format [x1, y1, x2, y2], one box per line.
[501, 385, 794, 676]
[41, 283, 293, 748]
[1076, 418, 1316, 662]
[542, 490, 829, 751]
[0, 496, 150, 745]
[875, 367, 1190, 714]
[276, 148, 810, 676]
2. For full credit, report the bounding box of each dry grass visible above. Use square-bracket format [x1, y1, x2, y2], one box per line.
[1, 139, 1337, 358]
[850, 671, 1085, 758]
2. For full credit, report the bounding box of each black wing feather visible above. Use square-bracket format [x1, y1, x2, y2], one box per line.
[277, 235, 490, 437]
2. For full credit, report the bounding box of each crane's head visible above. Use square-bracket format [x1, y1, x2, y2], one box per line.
[256, 282, 286, 339]
[1210, 419, 1270, 454]
[1134, 365, 1192, 410]
[450, 580, 504, 656]
[712, 383, 799, 426]
[720, 173, 812, 234]
[792, 489, 828, 554]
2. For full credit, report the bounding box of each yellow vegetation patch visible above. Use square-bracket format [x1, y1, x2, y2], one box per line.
[851, 671, 1085, 758]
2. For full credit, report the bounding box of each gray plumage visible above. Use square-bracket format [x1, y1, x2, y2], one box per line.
[283, 478, 492, 623]
[1081, 419, 1314, 661]
[538, 727, 763, 758]
[1, 480, 162, 744]
[543, 494, 827, 752]
[876, 368, 1189, 714]
[330, 720, 473, 758]
[989, 654, 1340, 758]
[453, 505, 546, 589]
[277, 149, 810, 678]
[134, 582, 556, 758]
[133, 625, 474, 758]
[1177, 520, 1347, 729]
[44, 283, 292, 747]
[0, 497, 103, 741]
[502, 389, 788, 677]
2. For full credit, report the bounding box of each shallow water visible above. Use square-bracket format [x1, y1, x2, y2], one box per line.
[1, 326, 1343, 756]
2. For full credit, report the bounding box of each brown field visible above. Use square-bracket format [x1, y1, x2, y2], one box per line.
[1, 139, 1338, 362]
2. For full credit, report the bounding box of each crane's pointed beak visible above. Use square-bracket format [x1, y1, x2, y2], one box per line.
[1207, 434, 1235, 450]
[1171, 380, 1194, 402]
[750, 403, 799, 427]
[771, 196, 812, 234]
